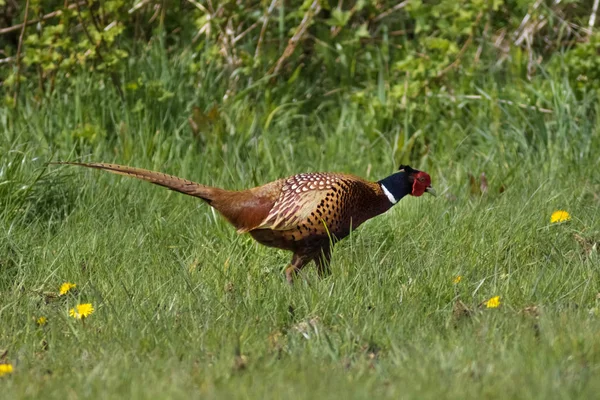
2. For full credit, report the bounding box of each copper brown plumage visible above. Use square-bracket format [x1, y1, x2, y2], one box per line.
[54, 162, 436, 283]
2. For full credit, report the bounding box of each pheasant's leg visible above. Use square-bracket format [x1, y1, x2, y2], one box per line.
[285, 253, 310, 284]
[314, 246, 332, 278]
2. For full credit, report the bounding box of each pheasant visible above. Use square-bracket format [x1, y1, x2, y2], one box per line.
[56, 162, 436, 283]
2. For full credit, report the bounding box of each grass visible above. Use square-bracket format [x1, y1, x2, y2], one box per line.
[1, 54, 599, 399]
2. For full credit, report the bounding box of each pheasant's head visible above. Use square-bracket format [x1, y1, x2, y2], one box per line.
[378, 165, 436, 205]
[400, 165, 436, 197]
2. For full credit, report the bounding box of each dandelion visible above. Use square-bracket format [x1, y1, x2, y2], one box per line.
[36, 316, 47, 326]
[0, 364, 13, 377]
[453, 276, 462, 284]
[550, 210, 571, 224]
[69, 303, 94, 319]
[485, 296, 501, 309]
[59, 282, 77, 296]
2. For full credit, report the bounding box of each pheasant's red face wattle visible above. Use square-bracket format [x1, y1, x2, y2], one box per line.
[411, 171, 432, 197]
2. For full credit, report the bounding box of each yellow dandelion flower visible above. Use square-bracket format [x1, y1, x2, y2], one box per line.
[550, 210, 571, 224]
[59, 282, 77, 296]
[69, 303, 94, 319]
[453, 276, 462, 284]
[485, 296, 501, 308]
[36, 316, 47, 326]
[0, 364, 13, 377]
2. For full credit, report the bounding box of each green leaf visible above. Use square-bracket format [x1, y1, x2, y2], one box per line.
[326, 9, 352, 27]
[355, 24, 370, 39]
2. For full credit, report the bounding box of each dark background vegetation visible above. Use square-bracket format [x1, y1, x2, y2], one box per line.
[2, 0, 599, 137]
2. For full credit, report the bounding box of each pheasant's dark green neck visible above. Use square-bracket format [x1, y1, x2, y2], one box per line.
[378, 172, 411, 205]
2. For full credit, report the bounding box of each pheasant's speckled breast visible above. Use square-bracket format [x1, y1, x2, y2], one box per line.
[249, 172, 391, 254]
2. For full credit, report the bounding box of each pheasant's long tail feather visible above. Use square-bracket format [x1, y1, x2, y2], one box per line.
[53, 162, 221, 202]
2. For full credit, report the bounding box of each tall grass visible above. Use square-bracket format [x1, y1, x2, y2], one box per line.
[0, 47, 599, 399]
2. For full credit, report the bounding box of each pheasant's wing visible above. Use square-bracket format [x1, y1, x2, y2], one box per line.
[255, 173, 344, 231]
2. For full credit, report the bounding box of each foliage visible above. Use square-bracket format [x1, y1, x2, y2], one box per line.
[2, 0, 129, 100]
[0, 0, 597, 171]
[552, 32, 600, 93]
[1, 0, 597, 108]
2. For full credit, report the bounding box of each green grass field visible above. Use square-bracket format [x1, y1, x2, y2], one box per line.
[1, 58, 600, 399]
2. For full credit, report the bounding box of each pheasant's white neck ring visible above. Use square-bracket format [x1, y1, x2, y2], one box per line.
[381, 184, 397, 204]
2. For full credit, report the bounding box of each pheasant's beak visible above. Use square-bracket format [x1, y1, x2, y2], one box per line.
[425, 186, 437, 196]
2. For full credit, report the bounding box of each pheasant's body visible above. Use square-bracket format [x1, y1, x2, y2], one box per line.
[247, 173, 390, 249]
[56, 162, 434, 282]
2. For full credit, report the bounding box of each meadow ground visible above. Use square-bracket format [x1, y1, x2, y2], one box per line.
[1, 67, 600, 399]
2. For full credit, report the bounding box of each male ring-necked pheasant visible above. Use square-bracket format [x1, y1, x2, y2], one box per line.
[57, 162, 435, 282]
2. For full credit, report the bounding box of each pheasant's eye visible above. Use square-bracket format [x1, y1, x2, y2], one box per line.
[418, 177, 425, 182]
